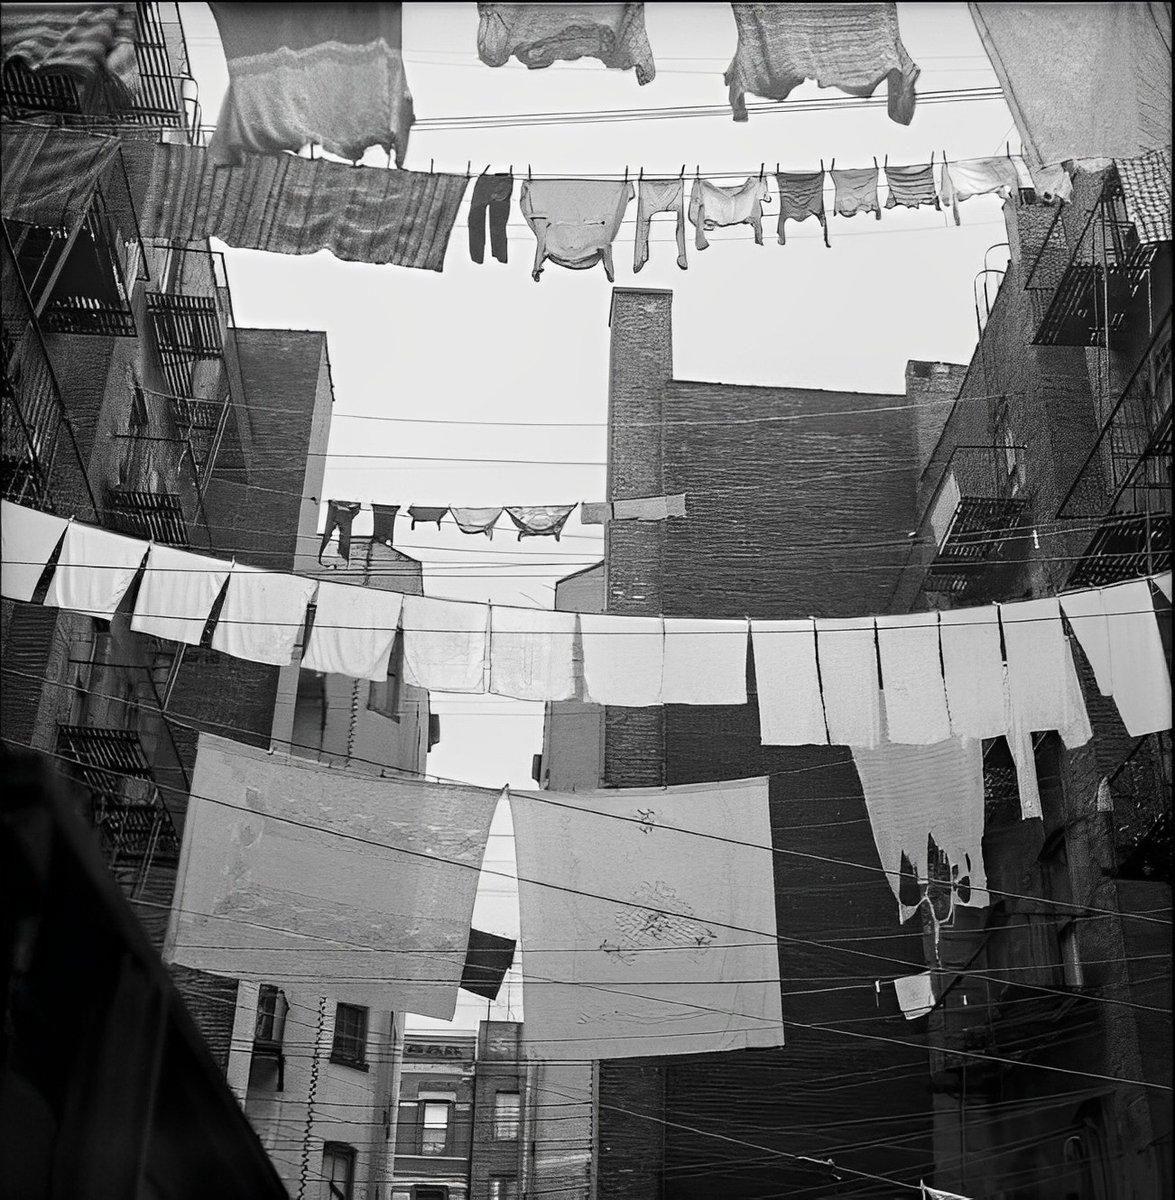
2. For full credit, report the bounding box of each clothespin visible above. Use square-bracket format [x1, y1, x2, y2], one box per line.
[819, 158, 825, 173]
[623, 165, 628, 183]
[679, 164, 685, 179]
[638, 166, 643, 182]
[466, 160, 471, 179]
[829, 158, 836, 172]
[874, 981, 881, 1007]
[873, 156, 878, 170]
[884, 154, 889, 168]
[695, 164, 700, 179]
[429, 158, 434, 174]
[930, 150, 935, 166]
[527, 164, 532, 181]
[758, 162, 764, 181]
[775, 161, 780, 174]
[1006, 141, 1012, 160]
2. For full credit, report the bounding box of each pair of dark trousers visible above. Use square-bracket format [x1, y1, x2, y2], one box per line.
[469, 173, 513, 264]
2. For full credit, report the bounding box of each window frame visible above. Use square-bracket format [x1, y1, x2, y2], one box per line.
[492, 1091, 521, 1141]
[330, 1002, 370, 1070]
[321, 1141, 356, 1200]
[418, 1099, 452, 1156]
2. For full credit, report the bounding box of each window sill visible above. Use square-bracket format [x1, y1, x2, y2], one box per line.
[329, 1054, 370, 1072]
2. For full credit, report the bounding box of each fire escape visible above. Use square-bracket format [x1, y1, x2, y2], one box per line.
[1026, 173, 1172, 588]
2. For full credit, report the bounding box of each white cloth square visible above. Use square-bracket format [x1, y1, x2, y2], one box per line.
[579, 613, 664, 707]
[876, 611, 951, 744]
[1060, 587, 1113, 696]
[1002, 598, 1088, 738]
[816, 616, 882, 747]
[43, 522, 148, 618]
[165, 733, 500, 1020]
[301, 581, 403, 681]
[131, 544, 231, 645]
[210, 562, 317, 666]
[1101, 579, 1171, 736]
[893, 972, 936, 1020]
[509, 776, 785, 1060]
[401, 593, 489, 693]
[489, 605, 577, 701]
[1, 501, 68, 602]
[662, 617, 747, 705]
[939, 606, 1008, 738]
[751, 618, 827, 745]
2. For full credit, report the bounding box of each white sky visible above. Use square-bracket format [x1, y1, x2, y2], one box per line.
[178, 1, 1020, 1028]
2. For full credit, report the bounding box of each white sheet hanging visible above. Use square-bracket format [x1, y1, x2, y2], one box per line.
[579, 613, 665, 707]
[751, 618, 827, 745]
[300, 581, 404, 681]
[939, 606, 1008, 739]
[401, 594, 489, 693]
[210, 562, 317, 666]
[1101, 579, 1171, 736]
[1059, 587, 1114, 696]
[1, 501, 68, 602]
[876, 611, 951, 744]
[509, 775, 784, 1060]
[816, 616, 882, 747]
[489, 605, 577, 701]
[43, 522, 148, 618]
[131, 544, 231, 645]
[662, 617, 748, 705]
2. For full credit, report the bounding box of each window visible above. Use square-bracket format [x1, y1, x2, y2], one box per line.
[492, 1092, 521, 1140]
[129, 384, 148, 430]
[254, 984, 288, 1045]
[321, 1143, 355, 1200]
[330, 1003, 368, 1068]
[420, 1101, 451, 1155]
[489, 1178, 518, 1200]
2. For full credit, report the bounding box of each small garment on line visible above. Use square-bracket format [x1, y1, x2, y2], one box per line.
[724, 3, 919, 125]
[476, 2, 655, 84]
[831, 166, 881, 219]
[893, 972, 936, 1020]
[489, 605, 577, 702]
[319, 500, 361, 564]
[816, 616, 883, 748]
[775, 170, 829, 246]
[634, 177, 688, 272]
[211, 562, 317, 666]
[130, 544, 230, 646]
[580, 502, 612, 525]
[408, 506, 448, 530]
[451, 507, 504, 539]
[460, 928, 517, 1001]
[520, 179, 634, 282]
[0, 501, 68, 602]
[43, 522, 148, 620]
[852, 734, 989, 925]
[207, 2, 415, 168]
[751, 618, 828, 745]
[468, 172, 513, 265]
[938, 158, 1023, 225]
[579, 613, 664, 706]
[300, 581, 404, 681]
[1099, 579, 1171, 736]
[662, 617, 748, 706]
[688, 176, 772, 249]
[401, 594, 488, 693]
[509, 775, 784, 1060]
[883, 161, 940, 210]
[372, 504, 400, 547]
[165, 733, 499, 1020]
[613, 494, 687, 521]
[506, 505, 577, 541]
[938, 605, 1008, 739]
[875, 611, 951, 745]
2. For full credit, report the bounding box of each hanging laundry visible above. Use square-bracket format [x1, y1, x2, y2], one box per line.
[938, 158, 1022, 226]
[816, 616, 883, 748]
[210, 562, 317, 667]
[408, 506, 449, 530]
[0, 124, 122, 229]
[893, 972, 936, 1020]
[580, 502, 612, 525]
[613, 494, 687, 521]
[460, 928, 517, 1001]
[468, 172, 514, 265]
[875, 612, 951, 745]
[1027, 163, 1074, 204]
[1117, 147, 1172, 246]
[134, 142, 468, 273]
[939, 606, 1008, 739]
[724, 3, 919, 125]
[831, 165, 882, 219]
[509, 775, 784, 1060]
[165, 733, 499, 1020]
[476, 2, 655, 84]
[634, 178, 688, 272]
[318, 500, 362, 564]
[401, 594, 489, 694]
[883, 161, 940, 210]
[852, 734, 989, 924]
[579, 613, 664, 707]
[43, 522, 147, 620]
[968, 4, 1171, 177]
[300, 581, 403, 682]
[489, 606, 577, 702]
[922, 1183, 973, 1200]
[130, 545, 230, 646]
[688, 176, 772, 249]
[775, 170, 829, 246]
[0, 501, 68, 602]
[1100, 579, 1171, 736]
[1059, 587, 1114, 697]
[372, 503, 400, 547]
[0, 3, 139, 106]
[505, 504, 578, 541]
[662, 618, 748, 706]
[207, 2, 415, 167]
[751, 618, 828, 745]
[520, 179, 634, 282]
[450, 506, 504, 539]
